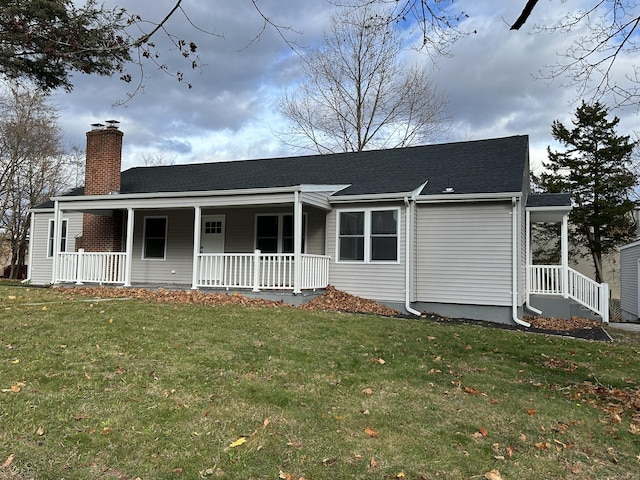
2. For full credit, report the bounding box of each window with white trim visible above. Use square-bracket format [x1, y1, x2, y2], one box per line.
[143, 216, 167, 259]
[47, 219, 68, 258]
[338, 208, 399, 262]
[255, 214, 306, 253]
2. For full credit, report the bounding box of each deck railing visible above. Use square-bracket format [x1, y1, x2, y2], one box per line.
[195, 251, 330, 290]
[527, 265, 609, 322]
[57, 250, 126, 284]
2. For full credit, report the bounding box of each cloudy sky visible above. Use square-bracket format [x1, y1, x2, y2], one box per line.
[50, 0, 640, 175]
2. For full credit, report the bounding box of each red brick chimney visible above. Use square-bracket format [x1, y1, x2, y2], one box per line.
[85, 121, 123, 196]
[80, 121, 124, 252]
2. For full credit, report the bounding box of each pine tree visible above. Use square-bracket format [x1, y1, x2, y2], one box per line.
[535, 101, 638, 283]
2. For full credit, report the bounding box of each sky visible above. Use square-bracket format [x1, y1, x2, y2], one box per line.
[48, 0, 640, 176]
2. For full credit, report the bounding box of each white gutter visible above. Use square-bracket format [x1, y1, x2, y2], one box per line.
[512, 196, 530, 327]
[416, 192, 523, 203]
[403, 183, 426, 317]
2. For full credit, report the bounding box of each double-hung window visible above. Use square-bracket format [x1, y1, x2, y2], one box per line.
[143, 216, 168, 259]
[255, 214, 306, 253]
[338, 209, 399, 262]
[47, 219, 68, 258]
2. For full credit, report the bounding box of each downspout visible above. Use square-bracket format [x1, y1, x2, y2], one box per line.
[512, 197, 530, 327]
[404, 196, 422, 316]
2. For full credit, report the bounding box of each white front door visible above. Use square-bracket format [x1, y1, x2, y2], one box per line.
[200, 215, 225, 285]
[200, 215, 225, 253]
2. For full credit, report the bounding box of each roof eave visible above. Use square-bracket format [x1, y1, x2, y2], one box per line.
[416, 192, 523, 203]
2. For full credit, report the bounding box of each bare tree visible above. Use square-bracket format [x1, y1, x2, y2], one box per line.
[279, 6, 449, 154]
[0, 83, 70, 278]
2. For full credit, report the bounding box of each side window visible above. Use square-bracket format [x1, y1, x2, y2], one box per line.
[143, 217, 167, 260]
[337, 209, 399, 262]
[370, 210, 398, 261]
[338, 211, 364, 261]
[47, 219, 68, 258]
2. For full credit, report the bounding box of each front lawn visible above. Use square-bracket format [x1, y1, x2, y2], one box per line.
[1, 285, 638, 479]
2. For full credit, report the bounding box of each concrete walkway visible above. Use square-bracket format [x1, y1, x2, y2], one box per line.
[607, 323, 640, 333]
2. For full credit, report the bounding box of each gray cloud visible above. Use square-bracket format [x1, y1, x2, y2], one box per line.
[49, 0, 640, 171]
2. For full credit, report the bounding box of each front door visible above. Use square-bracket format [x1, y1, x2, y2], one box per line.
[200, 215, 225, 285]
[200, 215, 225, 253]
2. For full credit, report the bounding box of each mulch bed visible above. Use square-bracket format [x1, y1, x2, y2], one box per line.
[419, 312, 611, 342]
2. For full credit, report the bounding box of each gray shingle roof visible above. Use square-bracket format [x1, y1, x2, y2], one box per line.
[526, 193, 572, 208]
[117, 135, 529, 197]
[34, 135, 528, 210]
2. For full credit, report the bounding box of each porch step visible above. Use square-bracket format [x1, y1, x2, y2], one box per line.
[528, 295, 602, 321]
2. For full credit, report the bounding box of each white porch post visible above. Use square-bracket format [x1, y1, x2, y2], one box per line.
[525, 210, 531, 301]
[561, 213, 569, 298]
[51, 200, 61, 284]
[293, 191, 302, 294]
[192, 206, 202, 290]
[124, 207, 135, 287]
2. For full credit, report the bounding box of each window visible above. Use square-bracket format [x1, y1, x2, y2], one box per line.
[47, 219, 68, 258]
[143, 216, 167, 259]
[204, 220, 222, 234]
[338, 209, 399, 262]
[255, 214, 306, 253]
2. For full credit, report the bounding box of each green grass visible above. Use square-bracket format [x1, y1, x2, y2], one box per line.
[1, 285, 639, 479]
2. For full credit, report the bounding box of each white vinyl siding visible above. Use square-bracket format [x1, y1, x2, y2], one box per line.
[29, 211, 83, 285]
[620, 242, 640, 319]
[415, 202, 513, 306]
[327, 204, 406, 303]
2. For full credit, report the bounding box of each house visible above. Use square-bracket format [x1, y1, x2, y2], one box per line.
[27, 122, 610, 324]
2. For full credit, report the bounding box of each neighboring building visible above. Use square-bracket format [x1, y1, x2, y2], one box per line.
[27, 123, 609, 324]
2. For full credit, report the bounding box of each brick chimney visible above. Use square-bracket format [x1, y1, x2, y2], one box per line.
[80, 121, 124, 252]
[85, 121, 123, 196]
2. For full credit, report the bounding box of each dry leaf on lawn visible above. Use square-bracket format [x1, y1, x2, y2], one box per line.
[485, 469, 504, 480]
[364, 427, 379, 438]
[229, 437, 247, 448]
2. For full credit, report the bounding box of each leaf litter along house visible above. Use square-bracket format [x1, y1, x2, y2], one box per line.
[27, 122, 610, 324]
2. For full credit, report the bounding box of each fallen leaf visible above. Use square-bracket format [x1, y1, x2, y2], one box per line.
[1, 454, 14, 468]
[41, 306, 47, 311]
[463, 386, 480, 395]
[396, 473, 405, 478]
[10, 384, 21, 393]
[535, 442, 550, 450]
[10, 359, 19, 364]
[479, 427, 488, 437]
[369, 458, 377, 470]
[229, 437, 247, 448]
[362, 388, 373, 395]
[377, 358, 386, 365]
[526, 408, 537, 416]
[279, 471, 296, 480]
[485, 469, 504, 480]
[630, 423, 639, 435]
[263, 418, 270, 427]
[36, 426, 44, 436]
[364, 427, 379, 438]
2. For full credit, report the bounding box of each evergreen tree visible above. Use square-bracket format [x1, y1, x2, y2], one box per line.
[535, 101, 638, 283]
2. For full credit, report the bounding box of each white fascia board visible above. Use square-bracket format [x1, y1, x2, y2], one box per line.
[329, 191, 414, 204]
[51, 186, 304, 210]
[299, 184, 350, 193]
[619, 239, 640, 251]
[416, 192, 522, 203]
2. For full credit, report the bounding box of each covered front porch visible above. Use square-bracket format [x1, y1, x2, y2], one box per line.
[49, 186, 334, 294]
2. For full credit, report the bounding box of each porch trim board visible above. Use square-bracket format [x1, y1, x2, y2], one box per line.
[528, 265, 609, 322]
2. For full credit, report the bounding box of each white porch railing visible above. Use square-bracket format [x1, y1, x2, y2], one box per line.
[527, 265, 609, 322]
[57, 250, 126, 284]
[195, 252, 330, 290]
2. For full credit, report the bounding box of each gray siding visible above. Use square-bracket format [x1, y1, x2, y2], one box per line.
[620, 242, 640, 320]
[415, 202, 513, 306]
[29, 211, 83, 285]
[131, 209, 195, 284]
[326, 203, 406, 303]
